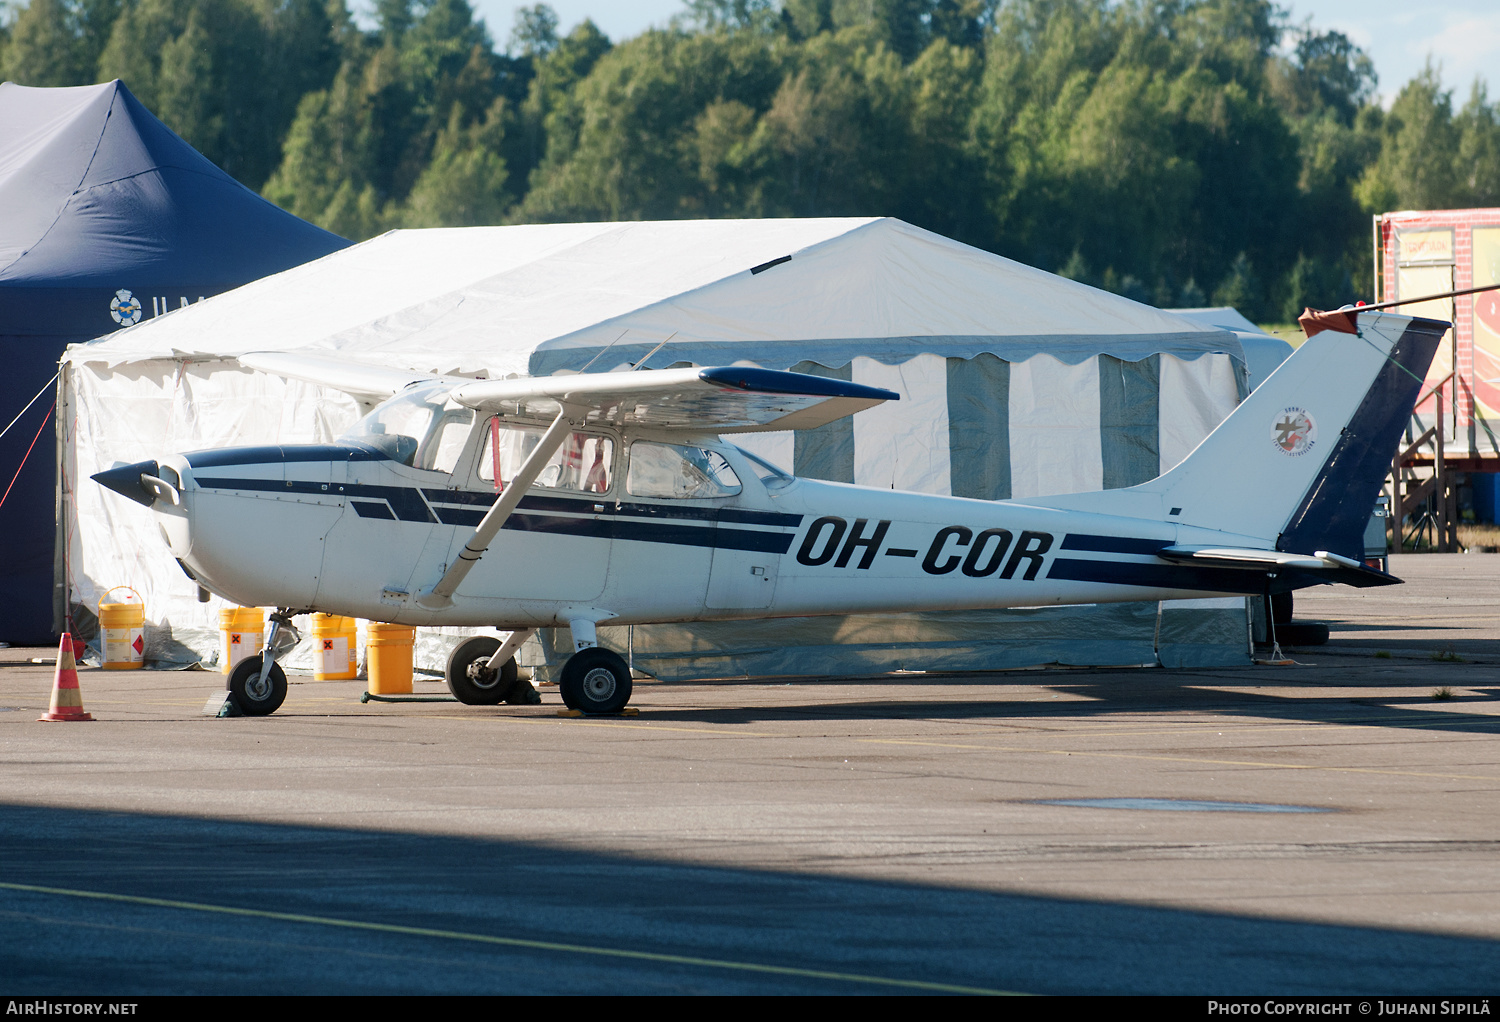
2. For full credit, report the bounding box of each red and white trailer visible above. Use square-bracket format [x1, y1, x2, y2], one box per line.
[1375, 208, 1500, 540]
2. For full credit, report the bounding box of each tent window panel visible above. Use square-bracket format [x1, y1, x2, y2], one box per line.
[628, 443, 741, 499]
[1098, 354, 1160, 490]
[479, 421, 613, 494]
[946, 353, 1010, 500]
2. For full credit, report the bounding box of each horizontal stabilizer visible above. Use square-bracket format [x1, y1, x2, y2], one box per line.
[1157, 546, 1400, 588]
[449, 366, 898, 433]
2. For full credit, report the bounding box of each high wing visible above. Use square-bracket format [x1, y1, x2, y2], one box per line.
[239, 354, 898, 432]
[237, 351, 451, 414]
[449, 365, 898, 433]
[418, 366, 896, 608]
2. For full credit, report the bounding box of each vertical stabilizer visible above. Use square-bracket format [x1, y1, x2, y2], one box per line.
[1031, 310, 1446, 556]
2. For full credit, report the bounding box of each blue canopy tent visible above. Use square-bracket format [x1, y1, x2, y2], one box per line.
[0, 80, 349, 643]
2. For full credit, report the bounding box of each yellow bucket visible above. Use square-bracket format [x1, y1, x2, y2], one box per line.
[219, 607, 265, 674]
[366, 622, 415, 695]
[312, 613, 358, 680]
[99, 586, 144, 670]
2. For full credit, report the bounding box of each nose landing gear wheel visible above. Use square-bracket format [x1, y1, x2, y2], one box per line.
[446, 635, 529, 705]
[559, 647, 632, 715]
[227, 655, 288, 716]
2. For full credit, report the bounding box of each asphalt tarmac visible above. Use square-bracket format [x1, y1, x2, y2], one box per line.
[3, 554, 1499, 995]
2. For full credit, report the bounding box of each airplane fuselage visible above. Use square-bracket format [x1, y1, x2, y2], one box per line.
[153, 427, 1272, 630]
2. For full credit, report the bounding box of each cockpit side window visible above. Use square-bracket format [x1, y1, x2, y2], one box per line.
[627, 442, 742, 499]
[478, 419, 613, 494]
[418, 408, 475, 474]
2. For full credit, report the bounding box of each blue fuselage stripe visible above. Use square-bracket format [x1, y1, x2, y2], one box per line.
[1059, 533, 1172, 555]
[195, 475, 796, 554]
[1047, 557, 1266, 594]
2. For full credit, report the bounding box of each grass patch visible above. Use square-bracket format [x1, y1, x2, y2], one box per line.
[1375, 650, 1391, 659]
[1430, 647, 1465, 663]
[1459, 523, 1500, 552]
[1432, 687, 1455, 701]
[1391, 523, 1500, 554]
[1256, 323, 1306, 347]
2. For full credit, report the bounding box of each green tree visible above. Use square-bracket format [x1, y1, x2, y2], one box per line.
[1355, 66, 1460, 213]
[0, 0, 1491, 312]
[1, 0, 91, 85]
[262, 0, 520, 237]
[1455, 83, 1500, 207]
[508, 17, 611, 193]
[681, 0, 776, 31]
[399, 99, 511, 225]
[1268, 28, 1376, 125]
[154, 8, 218, 147]
[969, 0, 1299, 311]
[96, 0, 338, 189]
[507, 2, 556, 57]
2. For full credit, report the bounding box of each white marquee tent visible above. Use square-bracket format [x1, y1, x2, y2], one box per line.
[60, 217, 1251, 676]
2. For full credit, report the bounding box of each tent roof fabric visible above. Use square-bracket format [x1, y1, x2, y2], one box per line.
[0, 80, 347, 289]
[1169, 306, 1292, 391]
[1170, 306, 1269, 336]
[67, 217, 1240, 374]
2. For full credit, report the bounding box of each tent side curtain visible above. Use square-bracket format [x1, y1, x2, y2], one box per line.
[734, 350, 1243, 500]
[530, 605, 1164, 681]
[528, 331, 1244, 378]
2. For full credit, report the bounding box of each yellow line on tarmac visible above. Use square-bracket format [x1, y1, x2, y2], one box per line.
[857, 738, 1500, 783]
[0, 881, 1015, 996]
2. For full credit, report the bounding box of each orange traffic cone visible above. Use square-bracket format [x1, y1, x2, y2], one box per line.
[40, 633, 93, 722]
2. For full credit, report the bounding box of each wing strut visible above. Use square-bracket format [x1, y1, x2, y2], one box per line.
[418, 404, 582, 610]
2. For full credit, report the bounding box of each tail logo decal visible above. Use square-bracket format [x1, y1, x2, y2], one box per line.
[1273, 408, 1318, 457]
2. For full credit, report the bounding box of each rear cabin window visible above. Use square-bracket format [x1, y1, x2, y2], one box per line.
[627, 443, 741, 499]
[478, 420, 613, 494]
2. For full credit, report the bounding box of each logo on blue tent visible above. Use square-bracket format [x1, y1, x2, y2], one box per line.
[110, 289, 142, 326]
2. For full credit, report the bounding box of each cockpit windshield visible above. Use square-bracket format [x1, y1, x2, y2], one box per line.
[341, 382, 460, 468]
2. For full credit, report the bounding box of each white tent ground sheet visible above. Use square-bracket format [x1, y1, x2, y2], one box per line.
[60, 217, 1251, 677]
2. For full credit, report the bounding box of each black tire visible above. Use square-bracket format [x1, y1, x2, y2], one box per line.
[1277, 621, 1330, 646]
[446, 635, 519, 705]
[559, 647, 632, 715]
[227, 655, 288, 716]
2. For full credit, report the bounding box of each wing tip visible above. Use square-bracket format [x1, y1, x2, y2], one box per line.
[697, 366, 899, 402]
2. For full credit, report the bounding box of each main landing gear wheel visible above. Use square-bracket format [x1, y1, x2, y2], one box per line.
[227, 655, 288, 716]
[559, 647, 632, 715]
[446, 635, 533, 705]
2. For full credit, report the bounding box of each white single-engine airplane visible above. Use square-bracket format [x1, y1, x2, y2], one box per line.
[95, 308, 1445, 716]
